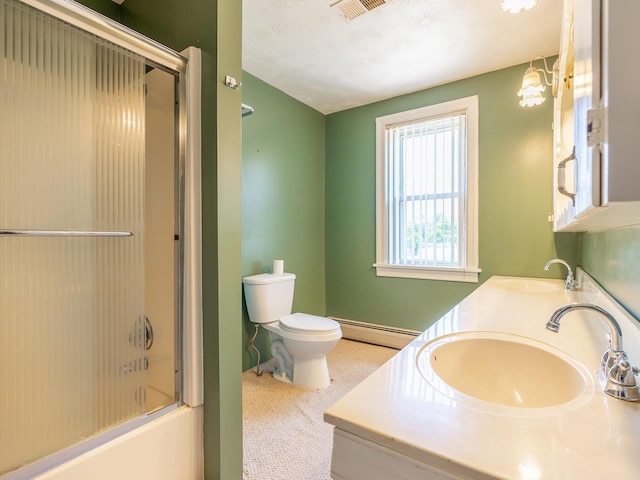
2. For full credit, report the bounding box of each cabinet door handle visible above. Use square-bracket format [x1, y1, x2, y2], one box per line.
[557, 147, 577, 206]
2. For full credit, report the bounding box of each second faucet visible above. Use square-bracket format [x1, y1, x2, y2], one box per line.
[544, 258, 579, 291]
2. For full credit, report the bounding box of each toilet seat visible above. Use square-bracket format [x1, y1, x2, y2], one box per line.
[279, 313, 340, 335]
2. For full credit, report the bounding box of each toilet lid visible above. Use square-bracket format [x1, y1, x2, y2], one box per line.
[279, 313, 340, 334]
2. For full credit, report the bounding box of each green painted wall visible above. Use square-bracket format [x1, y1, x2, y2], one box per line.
[581, 226, 640, 321]
[77, 0, 244, 477]
[241, 72, 326, 371]
[325, 61, 579, 332]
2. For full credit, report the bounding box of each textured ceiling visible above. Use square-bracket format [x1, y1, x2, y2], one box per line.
[242, 0, 562, 114]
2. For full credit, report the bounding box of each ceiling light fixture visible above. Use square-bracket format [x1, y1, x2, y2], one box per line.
[501, 0, 539, 14]
[517, 56, 558, 107]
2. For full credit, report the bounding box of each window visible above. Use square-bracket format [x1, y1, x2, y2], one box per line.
[374, 96, 480, 282]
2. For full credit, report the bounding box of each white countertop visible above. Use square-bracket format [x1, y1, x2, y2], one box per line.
[324, 271, 640, 479]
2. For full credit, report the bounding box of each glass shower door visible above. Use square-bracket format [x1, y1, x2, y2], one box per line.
[0, 0, 147, 474]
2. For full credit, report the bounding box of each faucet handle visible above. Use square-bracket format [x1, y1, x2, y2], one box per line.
[608, 357, 638, 388]
[566, 277, 580, 291]
[599, 353, 640, 400]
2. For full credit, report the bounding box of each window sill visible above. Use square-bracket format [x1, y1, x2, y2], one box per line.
[373, 264, 481, 283]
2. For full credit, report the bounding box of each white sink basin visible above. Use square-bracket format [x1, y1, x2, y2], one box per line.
[494, 278, 562, 293]
[417, 332, 588, 408]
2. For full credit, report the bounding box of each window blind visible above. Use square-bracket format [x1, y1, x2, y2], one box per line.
[385, 113, 467, 268]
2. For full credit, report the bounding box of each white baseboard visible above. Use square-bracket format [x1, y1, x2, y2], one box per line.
[330, 317, 420, 350]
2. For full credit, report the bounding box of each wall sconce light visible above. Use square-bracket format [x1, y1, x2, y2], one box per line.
[501, 0, 539, 13]
[517, 56, 558, 107]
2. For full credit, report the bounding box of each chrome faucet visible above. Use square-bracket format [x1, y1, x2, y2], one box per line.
[544, 258, 579, 290]
[546, 303, 640, 401]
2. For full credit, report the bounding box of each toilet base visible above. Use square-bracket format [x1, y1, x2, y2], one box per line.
[291, 356, 331, 390]
[270, 357, 331, 389]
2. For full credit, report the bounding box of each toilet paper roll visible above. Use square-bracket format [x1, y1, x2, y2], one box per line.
[273, 259, 284, 275]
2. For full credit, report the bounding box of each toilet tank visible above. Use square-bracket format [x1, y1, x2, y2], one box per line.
[242, 273, 296, 324]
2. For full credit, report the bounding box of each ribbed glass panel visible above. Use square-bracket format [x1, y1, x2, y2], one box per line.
[0, 0, 145, 474]
[385, 113, 466, 267]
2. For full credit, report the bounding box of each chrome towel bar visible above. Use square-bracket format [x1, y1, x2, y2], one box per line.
[0, 229, 133, 237]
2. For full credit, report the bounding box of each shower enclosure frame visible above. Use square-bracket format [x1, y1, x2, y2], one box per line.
[2, 0, 203, 477]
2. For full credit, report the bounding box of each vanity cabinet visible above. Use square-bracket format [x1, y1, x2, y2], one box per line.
[324, 273, 640, 480]
[553, 0, 640, 232]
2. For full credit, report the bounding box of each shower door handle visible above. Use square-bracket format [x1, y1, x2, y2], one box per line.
[0, 229, 133, 237]
[130, 316, 154, 351]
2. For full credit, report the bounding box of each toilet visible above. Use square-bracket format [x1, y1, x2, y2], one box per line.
[243, 271, 342, 389]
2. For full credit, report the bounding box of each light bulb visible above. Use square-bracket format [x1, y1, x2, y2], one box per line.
[518, 67, 546, 107]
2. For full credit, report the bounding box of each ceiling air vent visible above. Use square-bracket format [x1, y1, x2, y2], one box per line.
[331, 0, 391, 21]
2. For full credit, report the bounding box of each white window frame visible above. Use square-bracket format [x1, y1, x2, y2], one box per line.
[374, 96, 480, 283]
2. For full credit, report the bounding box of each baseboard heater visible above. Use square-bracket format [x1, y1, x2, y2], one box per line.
[330, 317, 420, 350]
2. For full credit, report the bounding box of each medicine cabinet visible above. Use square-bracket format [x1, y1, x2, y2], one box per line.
[553, 0, 640, 232]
